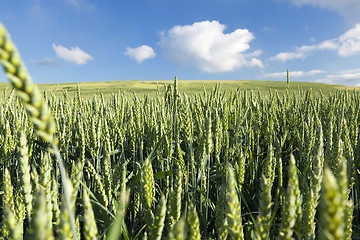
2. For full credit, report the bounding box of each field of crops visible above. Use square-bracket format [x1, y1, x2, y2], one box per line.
[0, 77, 359, 239]
[1, 23, 360, 240]
[0, 79, 350, 100]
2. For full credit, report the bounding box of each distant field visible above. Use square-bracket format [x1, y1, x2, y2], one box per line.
[0, 80, 356, 98]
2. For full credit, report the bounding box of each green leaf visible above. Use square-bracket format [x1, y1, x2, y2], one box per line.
[154, 170, 173, 180]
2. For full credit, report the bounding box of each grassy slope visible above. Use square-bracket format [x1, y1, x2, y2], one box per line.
[0, 80, 355, 98]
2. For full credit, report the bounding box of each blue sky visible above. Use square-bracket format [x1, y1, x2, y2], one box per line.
[1, 0, 360, 86]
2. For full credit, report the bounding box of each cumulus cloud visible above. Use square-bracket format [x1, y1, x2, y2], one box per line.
[287, 0, 360, 21]
[31, 57, 58, 66]
[315, 68, 360, 86]
[271, 23, 360, 61]
[124, 45, 156, 63]
[52, 44, 94, 65]
[262, 70, 324, 79]
[338, 23, 360, 57]
[159, 20, 263, 73]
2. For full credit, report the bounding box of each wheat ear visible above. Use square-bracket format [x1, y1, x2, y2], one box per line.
[186, 202, 201, 240]
[226, 164, 244, 240]
[277, 154, 298, 240]
[149, 195, 167, 240]
[3, 204, 23, 240]
[26, 189, 54, 240]
[0, 22, 77, 240]
[18, 130, 32, 220]
[83, 189, 99, 240]
[168, 215, 186, 240]
[3, 168, 22, 239]
[252, 174, 273, 240]
[319, 168, 345, 240]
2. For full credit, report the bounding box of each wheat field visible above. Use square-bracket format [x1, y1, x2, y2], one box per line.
[1, 22, 359, 240]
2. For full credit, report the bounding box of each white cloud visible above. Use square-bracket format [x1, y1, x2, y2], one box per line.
[317, 40, 338, 50]
[262, 70, 324, 79]
[31, 57, 58, 66]
[271, 45, 317, 61]
[124, 45, 156, 63]
[287, 0, 360, 21]
[52, 44, 94, 65]
[315, 68, 360, 86]
[159, 20, 263, 73]
[271, 23, 360, 61]
[338, 23, 360, 57]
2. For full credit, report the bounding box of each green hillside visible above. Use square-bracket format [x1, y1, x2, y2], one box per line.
[0, 80, 355, 99]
